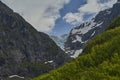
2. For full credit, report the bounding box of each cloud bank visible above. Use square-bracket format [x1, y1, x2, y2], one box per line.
[3, 0, 70, 33]
[63, 0, 117, 26]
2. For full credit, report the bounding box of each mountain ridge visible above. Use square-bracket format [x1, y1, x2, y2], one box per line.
[0, 1, 70, 79]
[65, 1, 120, 58]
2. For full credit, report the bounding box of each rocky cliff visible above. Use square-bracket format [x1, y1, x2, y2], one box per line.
[0, 1, 70, 78]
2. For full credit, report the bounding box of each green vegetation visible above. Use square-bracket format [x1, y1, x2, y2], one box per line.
[107, 15, 120, 30]
[33, 16, 120, 80]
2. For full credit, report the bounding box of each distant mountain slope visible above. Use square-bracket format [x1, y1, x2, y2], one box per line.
[33, 16, 120, 80]
[50, 34, 68, 50]
[0, 1, 70, 79]
[65, 1, 120, 58]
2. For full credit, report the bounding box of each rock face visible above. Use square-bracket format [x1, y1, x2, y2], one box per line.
[0, 1, 70, 78]
[65, 1, 120, 58]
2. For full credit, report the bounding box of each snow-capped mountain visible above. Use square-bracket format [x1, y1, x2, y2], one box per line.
[65, 1, 120, 58]
[51, 34, 68, 50]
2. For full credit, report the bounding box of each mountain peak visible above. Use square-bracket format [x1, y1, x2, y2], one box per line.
[65, 0, 120, 58]
[0, 1, 13, 13]
[0, 1, 70, 78]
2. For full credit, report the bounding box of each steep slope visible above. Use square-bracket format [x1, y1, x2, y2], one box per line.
[50, 34, 68, 50]
[65, 1, 120, 58]
[107, 15, 120, 30]
[33, 16, 120, 80]
[0, 1, 70, 79]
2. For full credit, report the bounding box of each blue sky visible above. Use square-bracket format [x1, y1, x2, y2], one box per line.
[50, 0, 86, 35]
[3, 0, 117, 36]
[50, 0, 117, 35]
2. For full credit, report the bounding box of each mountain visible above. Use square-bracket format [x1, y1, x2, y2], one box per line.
[50, 34, 68, 50]
[65, 1, 120, 58]
[0, 1, 70, 79]
[33, 15, 120, 80]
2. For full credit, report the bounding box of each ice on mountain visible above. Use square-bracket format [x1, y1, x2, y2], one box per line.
[71, 49, 83, 58]
[44, 60, 54, 64]
[9, 75, 24, 79]
[72, 35, 85, 43]
[91, 31, 96, 37]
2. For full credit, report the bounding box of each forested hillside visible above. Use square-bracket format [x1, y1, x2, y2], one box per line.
[33, 16, 120, 80]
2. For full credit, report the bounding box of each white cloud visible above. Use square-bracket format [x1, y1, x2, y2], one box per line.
[63, 0, 117, 26]
[63, 12, 84, 26]
[2, 0, 70, 33]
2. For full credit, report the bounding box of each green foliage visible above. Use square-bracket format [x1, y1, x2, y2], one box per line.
[33, 18, 120, 80]
[107, 15, 120, 30]
[21, 62, 51, 73]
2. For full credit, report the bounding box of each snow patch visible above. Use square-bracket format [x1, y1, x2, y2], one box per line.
[71, 49, 83, 58]
[72, 35, 84, 43]
[44, 60, 53, 64]
[91, 31, 96, 37]
[65, 50, 74, 55]
[96, 22, 103, 27]
[9, 75, 24, 79]
[71, 29, 81, 34]
[71, 20, 96, 35]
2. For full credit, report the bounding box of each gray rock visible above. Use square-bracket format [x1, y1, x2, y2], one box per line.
[0, 1, 70, 78]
